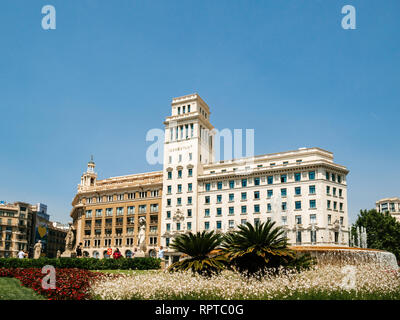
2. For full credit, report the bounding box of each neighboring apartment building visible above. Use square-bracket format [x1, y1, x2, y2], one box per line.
[0, 201, 66, 258]
[376, 197, 400, 222]
[70, 93, 350, 263]
[47, 222, 69, 258]
[70, 159, 162, 259]
[0, 202, 33, 258]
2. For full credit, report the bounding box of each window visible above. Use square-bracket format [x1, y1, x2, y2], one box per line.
[216, 195, 222, 203]
[309, 185, 316, 194]
[188, 168, 193, 177]
[267, 203, 272, 212]
[85, 210, 92, 218]
[205, 209, 210, 217]
[95, 209, 103, 217]
[254, 191, 260, 199]
[229, 220, 234, 229]
[340, 217, 344, 225]
[241, 179, 247, 187]
[205, 196, 210, 204]
[217, 182, 223, 190]
[333, 187, 336, 196]
[295, 215, 302, 225]
[216, 221, 222, 229]
[188, 183, 192, 192]
[205, 183, 211, 191]
[241, 206, 247, 214]
[295, 201, 302, 210]
[340, 203, 343, 211]
[254, 218, 260, 226]
[309, 171, 316, 180]
[333, 201, 337, 210]
[282, 202, 287, 211]
[338, 175, 342, 183]
[326, 171, 330, 180]
[117, 194, 124, 201]
[331, 173, 336, 182]
[254, 204, 260, 213]
[254, 177, 260, 185]
[229, 193, 234, 202]
[280, 174, 287, 183]
[327, 200, 331, 209]
[310, 200, 316, 209]
[167, 186, 172, 194]
[229, 207, 234, 215]
[167, 172, 172, 179]
[241, 192, 247, 201]
[241, 219, 247, 225]
[267, 176, 273, 184]
[166, 224, 171, 232]
[204, 222, 210, 230]
[139, 205, 146, 213]
[281, 188, 287, 197]
[281, 216, 287, 225]
[167, 199, 171, 206]
[187, 196, 192, 205]
[177, 198, 181, 206]
[326, 186, 330, 194]
[267, 190, 273, 198]
[116, 207, 123, 216]
[295, 187, 301, 195]
[177, 184, 182, 193]
[295, 173, 301, 181]
[127, 206, 135, 215]
[187, 209, 192, 217]
[339, 189, 343, 197]
[216, 208, 222, 216]
[310, 230, 316, 244]
[187, 222, 192, 231]
[328, 214, 332, 224]
[310, 214, 316, 224]
[176, 223, 181, 231]
[177, 170, 182, 178]
[229, 180, 235, 189]
[107, 195, 113, 202]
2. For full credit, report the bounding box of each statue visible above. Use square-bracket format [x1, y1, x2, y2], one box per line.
[136, 217, 147, 257]
[65, 223, 76, 251]
[33, 240, 42, 259]
[56, 250, 61, 258]
[61, 223, 76, 258]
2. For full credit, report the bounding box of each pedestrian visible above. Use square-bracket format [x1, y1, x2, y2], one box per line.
[17, 250, 27, 259]
[76, 242, 83, 258]
[158, 246, 165, 269]
[113, 248, 122, 259]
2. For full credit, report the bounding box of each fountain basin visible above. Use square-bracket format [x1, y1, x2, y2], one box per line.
[290, 246, 399, 269]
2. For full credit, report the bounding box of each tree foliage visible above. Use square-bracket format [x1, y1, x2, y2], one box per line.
[353, 209, 400, 261]
[168, 230, 227, 277]
[221, 221, 314, 276]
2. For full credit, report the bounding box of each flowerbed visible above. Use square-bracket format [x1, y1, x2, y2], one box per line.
[90, 264, 400, 300]
[0, 268, 109, 300]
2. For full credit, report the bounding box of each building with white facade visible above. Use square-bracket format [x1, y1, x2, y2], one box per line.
[161, 93, 350, 265]
[376, 197, 400, 222]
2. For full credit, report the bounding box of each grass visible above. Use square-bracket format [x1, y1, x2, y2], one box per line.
[0, 278, 44, 300]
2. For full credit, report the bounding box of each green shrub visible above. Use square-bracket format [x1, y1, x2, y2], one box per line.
[0, 257, 160, 270]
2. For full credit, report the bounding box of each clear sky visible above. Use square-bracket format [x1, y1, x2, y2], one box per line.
[0, 1, 399, 224]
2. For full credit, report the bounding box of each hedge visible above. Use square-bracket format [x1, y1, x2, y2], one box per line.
[0, 257, 161, 270]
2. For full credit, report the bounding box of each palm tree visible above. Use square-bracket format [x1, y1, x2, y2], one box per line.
[168, 230, 227, 276]
[221, 221, 298, 276]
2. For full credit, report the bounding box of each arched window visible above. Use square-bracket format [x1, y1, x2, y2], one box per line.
[125, 250, 132, 258]
[103, 251, 111, 259]
[83, 251, 89, 257]
[93, 251, 100, 259]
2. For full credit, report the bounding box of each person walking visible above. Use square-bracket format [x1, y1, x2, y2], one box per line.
[76, 242, 83, 258]
[158, 246, 165, 270]
[113, 248, 122, 259]
[17, 250, 27, 259]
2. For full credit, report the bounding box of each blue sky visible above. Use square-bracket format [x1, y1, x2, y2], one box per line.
[0, 1, 399, 224]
